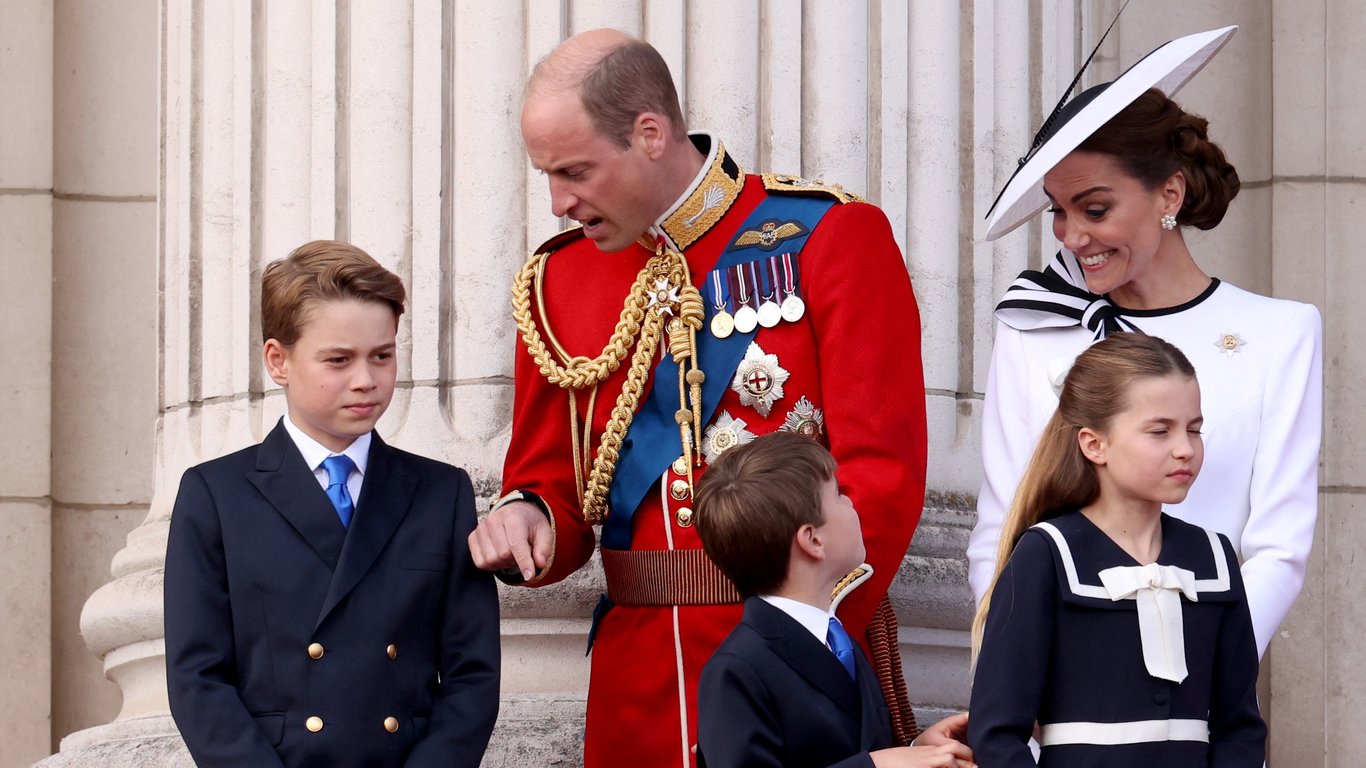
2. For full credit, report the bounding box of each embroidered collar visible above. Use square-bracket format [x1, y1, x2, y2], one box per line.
[654, 132, 745, 251]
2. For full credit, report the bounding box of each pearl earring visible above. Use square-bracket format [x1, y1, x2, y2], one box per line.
[1161, 214, 1178, 231]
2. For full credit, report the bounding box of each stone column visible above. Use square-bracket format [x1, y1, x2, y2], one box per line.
[1, 2, 54, 765]
[1266, 1, 1361, 765]
[61, 2, 1366, 765]
[40, 0, 162, 761]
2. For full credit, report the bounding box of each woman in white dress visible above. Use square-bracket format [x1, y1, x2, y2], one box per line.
[966, 25, 1322, 657]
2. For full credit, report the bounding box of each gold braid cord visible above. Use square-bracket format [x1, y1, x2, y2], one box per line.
[512, 244, 702, 524]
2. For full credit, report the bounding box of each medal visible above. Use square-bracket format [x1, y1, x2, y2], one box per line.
[732, 263, 759, 333]
[779, 252, 805, 322]
[647, 276, 680, 316]
[780, 396, 825, 438]
[730, 342, 789, 417]
[757, 258, 781, 328]
[709, 269, 734, 338]
[702, 410, 757, 463]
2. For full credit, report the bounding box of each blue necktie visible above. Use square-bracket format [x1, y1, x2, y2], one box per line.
[826, 617, 857, 680]
[322, 455, 356, 528]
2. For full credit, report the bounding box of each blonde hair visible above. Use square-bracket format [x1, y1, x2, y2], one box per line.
[970, 333, 1196, 661]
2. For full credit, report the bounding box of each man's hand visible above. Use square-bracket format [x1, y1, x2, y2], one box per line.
[914, 712, 969, 746]
[468, 500, 552, 580]
[870, 740, 975, 768]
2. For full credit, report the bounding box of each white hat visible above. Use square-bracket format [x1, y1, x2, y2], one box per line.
[984, 25, 1239, 242]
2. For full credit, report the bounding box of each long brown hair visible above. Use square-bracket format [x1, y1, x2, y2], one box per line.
[970, 333, 1196, 660]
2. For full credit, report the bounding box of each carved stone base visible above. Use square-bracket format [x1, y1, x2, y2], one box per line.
[32, 715, 191, 768]
[481, 695, 586, 768]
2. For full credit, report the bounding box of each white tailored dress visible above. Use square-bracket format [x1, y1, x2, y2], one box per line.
[966, 251, 1323, 657]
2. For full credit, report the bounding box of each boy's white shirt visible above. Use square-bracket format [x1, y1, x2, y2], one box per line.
[282, 413, 371, 504]
[760, 594, 838, 649]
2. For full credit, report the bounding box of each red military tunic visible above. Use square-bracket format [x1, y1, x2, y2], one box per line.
[502, 134, 927, 767]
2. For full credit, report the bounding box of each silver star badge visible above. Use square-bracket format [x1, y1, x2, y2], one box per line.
[702, 410, 756, 464]
[1214, 331, 1246, 357]
[780, 396, 825, 438]
[730, 342, 789, 417]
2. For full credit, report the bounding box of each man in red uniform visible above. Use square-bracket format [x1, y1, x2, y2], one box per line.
[469, 28, 930, 768]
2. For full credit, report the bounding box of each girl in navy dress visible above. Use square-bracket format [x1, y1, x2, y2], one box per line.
[967, 332, 1265, 767]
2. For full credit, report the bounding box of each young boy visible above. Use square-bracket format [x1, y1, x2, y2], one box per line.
[164, 240, 499, 768]
[694, 431, 975, 768]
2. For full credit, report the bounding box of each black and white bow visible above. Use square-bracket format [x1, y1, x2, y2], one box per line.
[994, 251, 1142, 341]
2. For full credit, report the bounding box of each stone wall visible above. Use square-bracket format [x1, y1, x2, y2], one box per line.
[8, 1, 1362, 767]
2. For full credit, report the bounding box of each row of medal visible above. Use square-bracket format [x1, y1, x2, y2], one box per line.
[708, 252, 806, 338]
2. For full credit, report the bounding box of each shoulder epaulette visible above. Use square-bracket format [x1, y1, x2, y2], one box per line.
[761, 172, 865, 204]
[532, 224, 585, 256]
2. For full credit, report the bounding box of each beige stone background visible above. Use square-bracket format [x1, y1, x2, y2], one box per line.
[1, 1, 1356, 766]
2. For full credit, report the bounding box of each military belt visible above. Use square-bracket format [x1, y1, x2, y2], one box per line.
[601, 548, 742, 606]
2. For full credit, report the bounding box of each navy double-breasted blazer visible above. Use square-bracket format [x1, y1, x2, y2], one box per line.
[696, 597, 895, 768]
[164, 421, 499, 768]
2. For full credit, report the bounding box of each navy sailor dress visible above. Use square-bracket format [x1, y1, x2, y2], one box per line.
[968, 511, 1266, 767]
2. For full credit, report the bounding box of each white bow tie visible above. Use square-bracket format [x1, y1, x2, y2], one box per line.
[1098, 562, 1199, 683]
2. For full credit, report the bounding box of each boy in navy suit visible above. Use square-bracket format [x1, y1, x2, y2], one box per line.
[694, 432, 975, 768]
[165, 240, 499, 768]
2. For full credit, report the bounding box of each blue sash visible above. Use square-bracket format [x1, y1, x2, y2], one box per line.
[602, 194, 835, 549]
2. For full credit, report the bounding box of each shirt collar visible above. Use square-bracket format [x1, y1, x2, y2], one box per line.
[651, 132, 746, 251]
[760, 594, 836, 646]
[282, 414, 372, 476]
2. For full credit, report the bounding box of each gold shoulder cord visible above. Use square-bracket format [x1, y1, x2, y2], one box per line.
[511, 240, 706, 523]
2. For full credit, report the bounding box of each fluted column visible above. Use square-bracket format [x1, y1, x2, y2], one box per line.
[52, 2, 1332, 766]
[1, 1, 55, 765]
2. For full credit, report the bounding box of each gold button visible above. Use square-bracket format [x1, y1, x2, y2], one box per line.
[386, 644, 397, 660]
[676, 506, 694, 527]
[307, 643, 324, 660]
[672, 456, 688, 475]
[669, 479, 690, 500]
[306, 716, 324, 733]
[384, 716, 400, 733]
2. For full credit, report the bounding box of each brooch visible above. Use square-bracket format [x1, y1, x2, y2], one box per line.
[780, 396, 825, 438]
[1214, 331, 1245, 357]
[702, 411, 757, 464]
[731, 342, 789, 417]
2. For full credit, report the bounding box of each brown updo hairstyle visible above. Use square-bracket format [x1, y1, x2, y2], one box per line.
[1077, 88, 1240, 230]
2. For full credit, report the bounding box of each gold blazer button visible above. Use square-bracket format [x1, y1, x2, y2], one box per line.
[384, 717, 400, 733]
[307, 643, 324, 660]
[305, 716, 324, 733]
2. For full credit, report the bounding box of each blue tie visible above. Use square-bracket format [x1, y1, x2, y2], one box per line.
[322, 455, 356, 528]
[826, 617, 857, 680]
